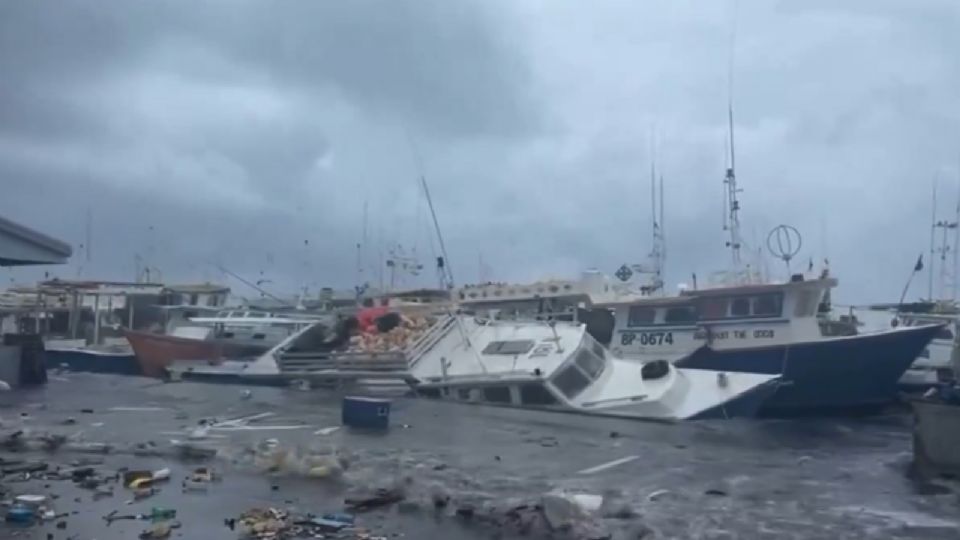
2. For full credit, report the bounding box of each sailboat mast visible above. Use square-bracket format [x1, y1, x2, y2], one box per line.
[929, 178, 938, 300]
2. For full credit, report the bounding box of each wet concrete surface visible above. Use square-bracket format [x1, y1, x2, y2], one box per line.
[0, 373, 958, 539]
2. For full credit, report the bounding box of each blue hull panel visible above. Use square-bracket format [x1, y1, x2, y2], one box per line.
[677, 325, 941, 416]
[45, 350, 142, 376]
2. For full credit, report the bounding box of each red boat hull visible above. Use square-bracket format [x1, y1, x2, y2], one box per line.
[124, 330, 226, 378]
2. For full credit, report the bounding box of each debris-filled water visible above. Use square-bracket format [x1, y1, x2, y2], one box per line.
[0, 373, 958, 539]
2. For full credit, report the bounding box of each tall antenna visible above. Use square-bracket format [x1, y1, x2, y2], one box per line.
[722, 3, 743, 273]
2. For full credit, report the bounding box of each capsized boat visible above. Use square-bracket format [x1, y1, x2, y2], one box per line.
[406, 316, 780, 421]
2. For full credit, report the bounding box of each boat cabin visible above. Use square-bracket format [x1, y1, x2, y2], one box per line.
[600, 277, 837, 360]
[409, 318, 642, 410]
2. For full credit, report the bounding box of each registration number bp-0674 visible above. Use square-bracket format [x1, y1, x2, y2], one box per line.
[620, 331, 674, 346]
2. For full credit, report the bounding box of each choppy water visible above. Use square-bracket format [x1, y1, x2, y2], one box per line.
[0, 374, 958, 539]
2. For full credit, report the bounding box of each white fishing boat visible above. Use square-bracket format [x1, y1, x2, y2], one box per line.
[406, 316, 780, 421]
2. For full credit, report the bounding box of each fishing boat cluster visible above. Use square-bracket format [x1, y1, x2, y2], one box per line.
[2, 158, 960, 478]
[0, 269, 953, 419]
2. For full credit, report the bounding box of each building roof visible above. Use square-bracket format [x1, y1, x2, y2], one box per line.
[0, 215, 72, 266]
[163, 283, 231, 294]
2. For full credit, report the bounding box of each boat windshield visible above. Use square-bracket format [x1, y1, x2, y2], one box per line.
[552, 364, 591, 399]
[575, 347, 604, 378]
[552, 343, 606, 399]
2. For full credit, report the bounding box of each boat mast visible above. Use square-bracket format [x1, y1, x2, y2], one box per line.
[929, 178, 937, 300]
[648, 137, 664, 293]
[723, 11, 743, 277]
[954, 159, 960, 302]
[933, 182, 960, 302]
[723, 101, 743, 273]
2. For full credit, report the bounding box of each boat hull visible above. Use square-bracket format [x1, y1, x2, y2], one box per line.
[911, 398, 960, 477]
[676, 324, 942, 416]
[45, 348, 141, 376]
[124, 330, 228, 378]
[687, 378, 781, 420]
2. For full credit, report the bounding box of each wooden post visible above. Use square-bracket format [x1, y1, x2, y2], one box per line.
[127, 294, 135, 329]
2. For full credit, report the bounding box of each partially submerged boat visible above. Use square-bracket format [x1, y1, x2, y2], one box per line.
[406, 316, 780, 421]
[460, 273, 941, 416]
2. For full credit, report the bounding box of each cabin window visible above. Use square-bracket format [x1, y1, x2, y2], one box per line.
[207, 295, 219, 307]
[457, 388, 471, 400]
[730, 297, 751, 317]
[753, 294, 783, 317]
[699, 298, 729, 320]
[793, 291, 820, 317]
[627, 306, 656, 327]
[482, 386, 512, 403]
[936, 327, 955, 341]
[482, 340, 535, 355]
[552, 365, 591, 399]
[590, 340, 606, 360]
[189, 293, 199, 305]
[664, 306, 697, 324]
[520, 384, 558, 405]
[574, 348, 605, 379]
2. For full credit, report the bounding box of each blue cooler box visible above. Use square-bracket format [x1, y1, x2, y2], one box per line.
[342, 396, 391, 429]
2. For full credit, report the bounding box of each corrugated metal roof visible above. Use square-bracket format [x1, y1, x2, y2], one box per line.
[0, 214, 72, 266]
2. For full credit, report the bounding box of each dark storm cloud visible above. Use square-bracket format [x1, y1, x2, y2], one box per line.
[3, 1, 960, 303]
[0, 0, 538, 141]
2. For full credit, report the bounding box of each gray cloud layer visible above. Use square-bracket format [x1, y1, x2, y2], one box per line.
[2, 1, 958, 302]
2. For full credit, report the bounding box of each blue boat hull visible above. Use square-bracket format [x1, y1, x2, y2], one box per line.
[676, 324, 942, 416]
[45, 349, 142, 376]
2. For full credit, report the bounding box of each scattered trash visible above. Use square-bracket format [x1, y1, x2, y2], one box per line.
[314, 426, 341, 436]
[139, 520, 173, 539]
[80, 409, 94, 414]
[234, 507, 369, 539]
[541, 490, 603, 530]
[61, 418, 77, 425]
[5, 503, 35, 523]
[170, 440, 218, 460]
[609, 431, 621, 439]
[133, 487, 157, 501]
[345, 488, 405, 512]
[241, 389, 253, 400]
[704, 488, 728, 497]
[15, 494, 47, 507]
[646, 489, 672, 502]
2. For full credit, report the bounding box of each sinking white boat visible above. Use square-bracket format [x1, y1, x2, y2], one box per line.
[406, 316, 779, 421]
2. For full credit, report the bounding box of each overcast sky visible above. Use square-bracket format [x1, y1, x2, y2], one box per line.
[1, 1, 958, 303]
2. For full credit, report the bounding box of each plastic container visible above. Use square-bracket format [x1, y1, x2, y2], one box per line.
[5, 504, 35, 524]
[341, 396, 391, 429]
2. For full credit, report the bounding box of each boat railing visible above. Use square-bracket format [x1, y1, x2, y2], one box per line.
[277, 350, 411, 380]
[406, 314, 457, 369]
